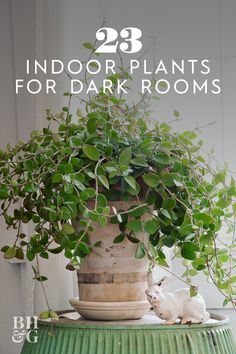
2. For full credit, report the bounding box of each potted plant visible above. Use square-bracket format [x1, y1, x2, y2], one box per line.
[1, 45, 236, 321]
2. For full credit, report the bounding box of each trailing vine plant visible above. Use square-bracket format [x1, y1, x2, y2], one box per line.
[0, 38, 236, 318]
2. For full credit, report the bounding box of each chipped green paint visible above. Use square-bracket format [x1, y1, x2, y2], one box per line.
[21, 314, 236, 354]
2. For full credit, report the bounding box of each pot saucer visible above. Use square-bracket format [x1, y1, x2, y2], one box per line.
[69, 298, 150, 321]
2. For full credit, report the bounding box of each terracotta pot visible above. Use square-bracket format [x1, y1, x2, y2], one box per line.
[73, 200, 150, 303]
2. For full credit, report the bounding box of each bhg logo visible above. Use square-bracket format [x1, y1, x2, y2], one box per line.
[12, 316, 38, 343]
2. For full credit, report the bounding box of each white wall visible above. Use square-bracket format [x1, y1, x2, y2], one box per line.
[0, 1, 236, 353]
[0, 1, 74, 353]
[0, 1, 36, 353]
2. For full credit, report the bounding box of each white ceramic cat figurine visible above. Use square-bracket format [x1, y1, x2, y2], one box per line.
[145, 274, 210, 325]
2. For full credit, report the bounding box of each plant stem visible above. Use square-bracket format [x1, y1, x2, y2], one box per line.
[36, 255, 51, 312]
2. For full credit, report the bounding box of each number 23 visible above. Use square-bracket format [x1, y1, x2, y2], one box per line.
[95, 27, 142, 54]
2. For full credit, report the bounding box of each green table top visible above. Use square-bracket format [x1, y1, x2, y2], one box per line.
[21, 311, 236, 354]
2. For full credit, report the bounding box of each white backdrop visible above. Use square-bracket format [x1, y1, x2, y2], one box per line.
[0, 1, 76, 353]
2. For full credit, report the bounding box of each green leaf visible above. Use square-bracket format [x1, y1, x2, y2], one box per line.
[32, 215, 40, 223]
[160, 209, 172, 220]
[223, 299, 229, 307]
[173, 109, 180, 118]
[128, 205, 150, 218]
[66, 262, 75, 271]
[211, 207, 224, 217]
[140, 138, 155, 150]
[126, 219, 142, 232]
[62, 224, 75, 235]
[83, 42, 93, 50]
[73, 137, 81, 146]
[49, 311, 59, 320]
[48, 245, 64, 254]
[30, 130, 40, 138]
[182, 242, 199, 251]
[58, 163, 73, 174]
[1, 245, 9, 253]
[113, 233, 125, 243]
[16, 248, 24, 260]
[188, 269, 198, 276]
[181, 245, 197, 260]
[97, 194, 107, 207]
[87, 118, 97, 134]
[89, 61, 99, 69]
[230, 275, 236, 283]
[99, 216, 107, 227]
[131, 157, 148, 167]
[0, 185, 8, 199]
[40, 251, 49, 260]
[23, 160, 34, 172]
[39, 311, 49, 319]
[86, 188, 96, 198]
[98, 175, 109, 189]
[213, 172, 225, 185]
[119, 147, 132, 166]
[71, 158, 83, 168]
[162, 237, 175, 247]
[124, 176, 137, 190]
[127, 235, 140, 243]
[52, 174, 63, 183]
[94, 241, 102, 247]
[193, 212, 214, 226]
[60, 206, 72, 220]
[52, 133, 61, 143]
[89, 211, 99, 222]
[74, 180, 86, 191]
[183, 131, 197, 140]
[11, 179, 18, 187]
[157, 258, 169, 268]
[35, 275, 48, 282]
[26, 250, 35, 261]
[4, 247, 16, 259]
[179, 224, 194, 236]
[64, 248, 73, 258]
[190, 286, 198, 297]
[142, 173, 160, 188]
[83, 145, 100, 161]
[216, 196, 231, 209]
[162, 198, 176, 210]
[102, 206, 110, 216]
[192, 258, 206, 270]
[78, 242, 90, 255]
[144, 219, 159, 234]
[161, 173, 180, 187]
[149, 243, 157, 257]
[93, 98, 107, 107]
[218, 254, 229, 263]
[135, 243, 146, 259]
[154, 153, 170, 165]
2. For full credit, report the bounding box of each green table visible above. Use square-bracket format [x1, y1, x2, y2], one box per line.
[21, 311, 236, 354]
